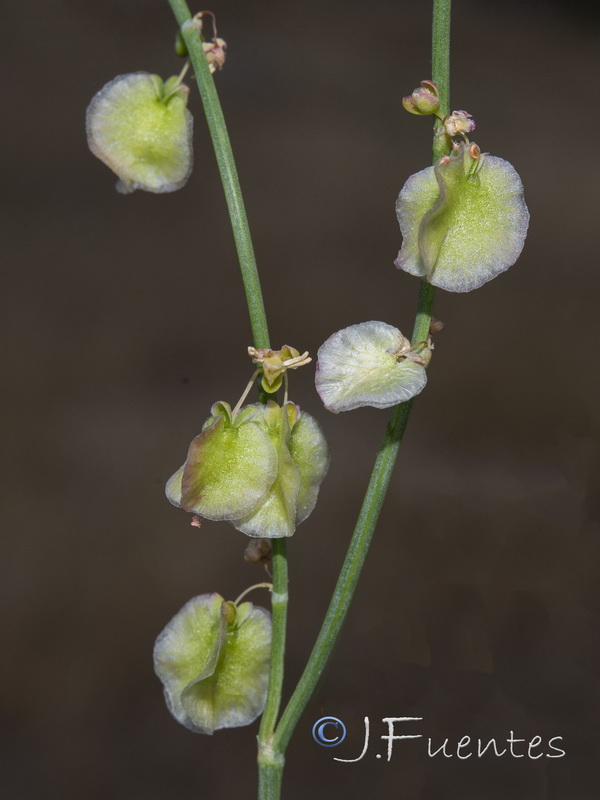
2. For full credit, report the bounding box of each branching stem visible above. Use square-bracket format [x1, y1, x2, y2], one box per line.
[165, 0, 288, 790]
[268, 0, 451, 790]
[166, 2, 451, 799]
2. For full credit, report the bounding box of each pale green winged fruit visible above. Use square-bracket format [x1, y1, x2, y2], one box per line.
[315, 321, 431, 413]
[395, 141, 529, 292]
[166, 401, 278, 522]
[86, 72, 193, 193]
[166, 400, 329, 537]
[154, 593, 271, 734]
[231, 402, 301, 538]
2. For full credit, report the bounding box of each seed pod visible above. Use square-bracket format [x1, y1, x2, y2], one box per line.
[315, 321, 430, 412]
[86, 72, 193, 194]
[395, 142, 529, 292]
[154, 593, 271, 734]
[166, 402, 278, 521]
[167, 401, 329, 538]
[231, 402, 329, 538]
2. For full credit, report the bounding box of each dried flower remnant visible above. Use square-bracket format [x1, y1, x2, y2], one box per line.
[442, 110, 476, 137]
[316, 321, 432, 413]
[395, 141, 529, 292]
[184, 10, 228, 73]
[86, 72, 193, 193]
[248, 345, 312, 394]
[244, 538, 272, 569]
[154, 593, 271, 734]
[202, 38, 227, 72]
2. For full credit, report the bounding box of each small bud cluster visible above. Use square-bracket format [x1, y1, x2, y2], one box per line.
[402, 80, 441, 116]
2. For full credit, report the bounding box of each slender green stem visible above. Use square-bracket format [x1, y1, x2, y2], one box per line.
[166, 1, 452, 798]
[272, 400, 413, 755]
[270, 286, 436, 757]
[259, 539, 288, 740]
[432, 0, 451, 118]
[432, 0, 452, 161]
[257, 755, 284, 800]
[166, 2, 288, 792]
[167, 0, 270, 350]
[270, 0, 452, 767]
[257, 539, 288, 800]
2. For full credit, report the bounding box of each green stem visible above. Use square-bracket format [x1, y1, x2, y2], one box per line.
[166, 1, 452, 798]
[166, 1, 288, 792]
[432, 0, 452, 161]
[273, 402, 412, 755]
[257, 538, 288, 800]
[258, 539, 288, 741]
[271, 288, 435, 758]
[167, 0, 270, 350]
[270, 0, 452, 770]
[257, 754, 284, 800]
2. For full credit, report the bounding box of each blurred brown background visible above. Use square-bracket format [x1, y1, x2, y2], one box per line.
[2, 0, 599, 797]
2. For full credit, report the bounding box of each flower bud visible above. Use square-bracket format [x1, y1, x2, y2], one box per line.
[395, 142, 529, 292]
[154, 593, 271, 734]
[175, 31, 188, 57]
[86, 72, 193, 194]
[315, 321, 431, 413]
[402, 80, 440, 116]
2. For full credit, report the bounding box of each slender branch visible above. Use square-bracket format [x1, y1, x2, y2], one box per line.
[432, 0, 452, 161]
[257, 538, 288, 800]
[165, 2, 288, 792]
[259, 539, 288, 740]
[167, 0, 270, 350]
[166, 1, 452, 798]
[271, 0, 452, 763]
[432, 0, 451, 118]
[273, 401, 412, 754]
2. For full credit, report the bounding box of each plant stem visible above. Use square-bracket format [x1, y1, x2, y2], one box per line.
[270, 287, 436, 760]
[272, 400, 413, 756]
[432, 0, 451, 118]
[166, 1, 288, 791]
[167, 0, 270, 350]
[432, 0, 452, 161]
[257, 540, 288, 800]
[267, 0, 452, 779]
[167, 1, 452, 798]
[259, 539, 288, 741]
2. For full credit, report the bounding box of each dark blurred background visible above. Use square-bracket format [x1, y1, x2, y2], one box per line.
[2, 0, 599, 798]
